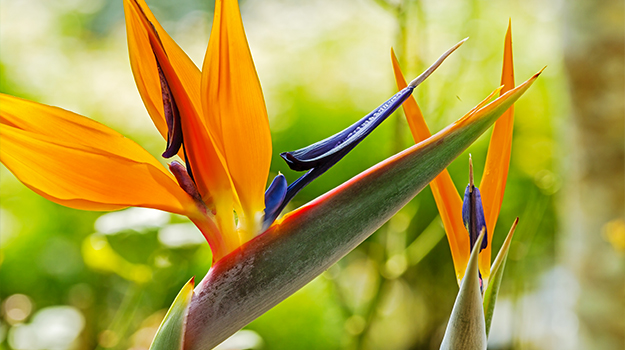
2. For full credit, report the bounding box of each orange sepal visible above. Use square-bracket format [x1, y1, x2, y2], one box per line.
[0, 94, 196, 216]
[202, 0, 272, 235]
[478, 21, 515, 278]
[391, 50, 469, 282]
[127, 0, 239, 259]
[123, 0, 203, 140]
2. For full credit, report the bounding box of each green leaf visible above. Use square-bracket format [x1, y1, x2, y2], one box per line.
[150, 277, 195, 350]
[439, 230, 487, 350]
[183, 72, 541, 350]
[483, 217, 518, 337]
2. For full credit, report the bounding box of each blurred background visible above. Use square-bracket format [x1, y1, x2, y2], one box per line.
[0, 0, 622, 349]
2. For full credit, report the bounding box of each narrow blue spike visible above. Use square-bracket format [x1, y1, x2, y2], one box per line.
[281, 86, 415, 171]
[262, 174, 288, 230]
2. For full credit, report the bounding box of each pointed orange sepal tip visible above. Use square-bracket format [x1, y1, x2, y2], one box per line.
[390, 49, 469, 283]
[478, 22, 516, 279]
[202, 0, 272, 235]
[454, 86, 504, 126]
[453, 70, 540, 134]
[390, 49, 432, 141]
[123, 0, 202, 142]
[0, 94, 196, 216]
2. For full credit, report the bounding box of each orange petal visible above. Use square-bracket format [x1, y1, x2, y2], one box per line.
[0, 94, 196, 216]
[391, 49, 470, 282]
[123, 0, 203, 140]
[202, 0, 272, 235]
[127, 0, 240, 258]
[478, 21, 515, 279]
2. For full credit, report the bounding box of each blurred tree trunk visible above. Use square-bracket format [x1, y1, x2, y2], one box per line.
[562, 0, 625, 349]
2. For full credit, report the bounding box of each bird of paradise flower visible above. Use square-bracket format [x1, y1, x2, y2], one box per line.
[392, 21, 519, 284]
[392, 22, 539, 343]
[0, 0, 541, 348]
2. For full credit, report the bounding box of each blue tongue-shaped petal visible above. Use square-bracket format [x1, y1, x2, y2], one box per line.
[263, 38, 468, 229]
[281, 86, 415, 171]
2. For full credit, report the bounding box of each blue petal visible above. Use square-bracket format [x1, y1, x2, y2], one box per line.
[281, 86, 415, 171]
[263, 174, 288, 229]
[462, 185, 488, 252]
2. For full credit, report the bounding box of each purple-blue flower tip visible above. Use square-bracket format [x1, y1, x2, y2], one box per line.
[462, 184, 488, 252]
